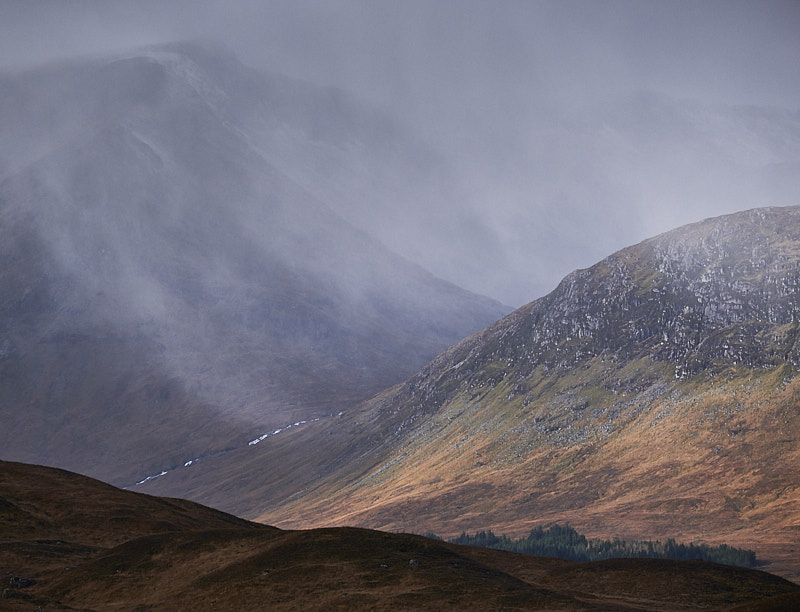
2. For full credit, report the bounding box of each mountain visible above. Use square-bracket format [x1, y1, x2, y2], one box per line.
[2, 460, 797, 611]
[256, 206, 800, 582]
[0, 42, 507, 487]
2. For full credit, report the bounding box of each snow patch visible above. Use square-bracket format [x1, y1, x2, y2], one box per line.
[248, 417, 321, 446]
[128, 413, 340, 488]
[135, 470, 168, 485]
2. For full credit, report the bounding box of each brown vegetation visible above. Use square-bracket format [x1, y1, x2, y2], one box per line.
[2, 460, 797, 610]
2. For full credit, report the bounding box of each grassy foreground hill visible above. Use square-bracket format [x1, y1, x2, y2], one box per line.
[1, 460, 798, 611]
[256, 206, 800, 583]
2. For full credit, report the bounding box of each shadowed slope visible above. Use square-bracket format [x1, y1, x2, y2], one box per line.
[1, 460, 797, 611]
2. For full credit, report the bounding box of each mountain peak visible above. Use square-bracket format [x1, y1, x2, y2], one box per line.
[487, 204, 800, 380]
[386, 205, 800, 424]
[140, 38, 239, 61]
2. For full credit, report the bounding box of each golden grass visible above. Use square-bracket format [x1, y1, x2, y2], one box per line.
[261, 371, 800, 582]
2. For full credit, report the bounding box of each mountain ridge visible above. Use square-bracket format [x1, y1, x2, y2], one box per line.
[255, 205, 800, 582]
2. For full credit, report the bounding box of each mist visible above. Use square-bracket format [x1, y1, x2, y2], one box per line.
[2, 0, 800, 307]
[1, 0, 799, 530]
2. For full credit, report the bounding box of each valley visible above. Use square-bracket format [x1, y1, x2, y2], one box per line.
[1, 33, 800, 604]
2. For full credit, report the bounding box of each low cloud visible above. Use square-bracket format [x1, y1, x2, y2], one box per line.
[2, 0, 799, 305]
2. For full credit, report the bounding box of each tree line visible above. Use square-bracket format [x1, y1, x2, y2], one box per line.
[431, 524, 756, 568]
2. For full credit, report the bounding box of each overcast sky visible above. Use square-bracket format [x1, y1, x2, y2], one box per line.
[3, 0, 799, 107]
[2, 0, 800, 305]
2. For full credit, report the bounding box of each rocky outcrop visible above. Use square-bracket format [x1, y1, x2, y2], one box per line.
[397, 206, 800, 415]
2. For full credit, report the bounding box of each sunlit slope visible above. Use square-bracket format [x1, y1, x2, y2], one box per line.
[0, 42, 507, 486]
[260, 206, 800, 581]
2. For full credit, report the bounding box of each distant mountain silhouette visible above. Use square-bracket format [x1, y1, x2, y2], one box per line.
[0, 41, 507, 486]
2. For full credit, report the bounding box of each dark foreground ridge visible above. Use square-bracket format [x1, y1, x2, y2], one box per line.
[1, 460, 797, 611]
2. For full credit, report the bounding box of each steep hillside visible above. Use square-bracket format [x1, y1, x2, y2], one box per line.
[2, 460, 796, 611]
[0, 42, 507, 486]
[259, 206, 800, 582]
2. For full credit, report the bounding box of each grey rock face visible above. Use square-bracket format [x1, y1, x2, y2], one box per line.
[399, 206, 800, 413]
